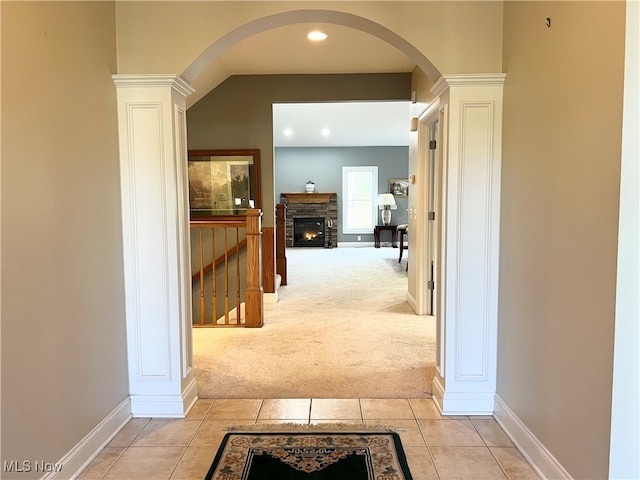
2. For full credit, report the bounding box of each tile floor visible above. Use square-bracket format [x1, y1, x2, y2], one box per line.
[78, 398, 541, 480]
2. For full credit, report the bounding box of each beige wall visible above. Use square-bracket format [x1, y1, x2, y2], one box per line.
[114, 1, 503, 85]
[499, 2, 625, 478]
[186, 73, 411, 226]
[0, 2, 128, 477]
[0, 1, 631, 476]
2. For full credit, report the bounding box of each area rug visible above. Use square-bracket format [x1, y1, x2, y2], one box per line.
[204, 431, 413, 479]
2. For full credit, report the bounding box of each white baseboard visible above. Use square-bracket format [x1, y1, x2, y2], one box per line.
[432, 375, 445, 413]
[43, 397, 132, 480]
[335, 242, 375, 248]
[493, 394, 573, 480]
[131, 377, 198, 418]
[430, 376, 494, 415]
[406, 291, 418, 313]
[183, 377, 199, 416]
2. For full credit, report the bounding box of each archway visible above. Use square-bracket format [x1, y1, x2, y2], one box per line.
[183, 9, 442, 400]
[181, 9, 441, 85]
[112, 8, 504, 418]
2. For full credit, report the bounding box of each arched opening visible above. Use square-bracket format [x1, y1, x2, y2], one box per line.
[113, 6, 504, 419]
[181, 10, 441, 86]
[182, 10, 442, 399]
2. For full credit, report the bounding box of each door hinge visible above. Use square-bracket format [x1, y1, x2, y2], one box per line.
[427, 280, 435, 290]
[428, 211, 436, 220]
[429, 140, 437, 150]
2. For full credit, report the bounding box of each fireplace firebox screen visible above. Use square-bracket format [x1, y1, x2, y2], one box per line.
[293, 217, 325, 247]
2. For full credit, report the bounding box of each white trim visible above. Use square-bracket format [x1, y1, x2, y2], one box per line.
[431, 74, 506, 98]
[114, 76, 196, 417]
[430, 76, 449, 98]
[494, 395, 573, 480]
[341, 166, 378, 234]
[443, 73, 506, 87]
[432, 375, 445, 413]
[183, 377, 199, 417]
[406, 290, 418, 313]
[431, 376, 493, 415]
[112, 74, 195, 97]
[131, 377, 198, 418]
[43, 398, 132, 480]
[336, 242, 375, 248]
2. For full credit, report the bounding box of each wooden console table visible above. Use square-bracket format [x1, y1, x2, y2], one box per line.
[374, 225, 398, 248]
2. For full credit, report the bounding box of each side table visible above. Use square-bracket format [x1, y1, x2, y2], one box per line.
[373, 225, 398, 248]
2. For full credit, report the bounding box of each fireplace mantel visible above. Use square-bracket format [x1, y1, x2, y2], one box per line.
[281, 192, 336, 204]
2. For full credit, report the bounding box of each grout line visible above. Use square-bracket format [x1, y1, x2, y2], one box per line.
[254, 399, 264, 423]
[167, 446, 189, 480]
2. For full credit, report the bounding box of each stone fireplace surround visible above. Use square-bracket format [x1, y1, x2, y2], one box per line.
[279, 192, 337, 248]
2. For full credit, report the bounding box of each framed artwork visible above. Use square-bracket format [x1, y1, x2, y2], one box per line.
[388, 178, 409, 197]
[188, 149, 261, 219]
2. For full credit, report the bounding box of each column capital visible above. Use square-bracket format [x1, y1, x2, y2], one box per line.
[431, 73, 506, 97]
[112, 74, 195, 97]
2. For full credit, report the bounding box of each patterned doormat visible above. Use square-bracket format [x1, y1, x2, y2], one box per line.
[205, 431, 413, 479]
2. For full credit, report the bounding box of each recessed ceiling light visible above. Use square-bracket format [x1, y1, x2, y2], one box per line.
[283, 128, 293, 136]
[307, 30, 328, 42]
[321, 128, 330, 137]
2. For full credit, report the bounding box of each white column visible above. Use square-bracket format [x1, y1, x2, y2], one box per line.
[113, 75, 196, 417]
[431, 74, 505, 415]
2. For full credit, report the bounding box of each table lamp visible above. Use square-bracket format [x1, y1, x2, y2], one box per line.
[377, 193, 397, 225]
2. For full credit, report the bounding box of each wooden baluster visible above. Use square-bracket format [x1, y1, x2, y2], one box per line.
[211, 227, 217, 326]
[199, 227, 205, 325]
[245, 209, 264, 328]
[235, 227, 241, 325]
[223, 227, 229, 325]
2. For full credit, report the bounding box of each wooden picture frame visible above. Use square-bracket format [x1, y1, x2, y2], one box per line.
[388, 178, 409, 198]
[188, 149, 261, 219]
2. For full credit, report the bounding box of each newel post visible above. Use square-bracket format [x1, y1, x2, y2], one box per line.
[276, 203, 288, 286]
[245, 209, 264, 328]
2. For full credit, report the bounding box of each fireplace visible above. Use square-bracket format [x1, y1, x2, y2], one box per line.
[280, 192, 337, 248]
[293, 217, 325, 247]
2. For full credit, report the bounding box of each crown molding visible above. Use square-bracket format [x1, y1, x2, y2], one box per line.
[431, 73, 507, 97]
[112, 74, 195, 97]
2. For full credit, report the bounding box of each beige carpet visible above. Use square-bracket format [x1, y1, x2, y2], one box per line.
[193, 246, 436, 398]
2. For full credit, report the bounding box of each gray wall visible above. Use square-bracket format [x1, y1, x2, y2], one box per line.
[1, 3, 129, 478]
[498, 2, 625, 478]
[275, 146, 408, 243]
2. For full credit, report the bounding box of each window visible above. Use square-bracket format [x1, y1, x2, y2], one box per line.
[342, 166, 378, 234]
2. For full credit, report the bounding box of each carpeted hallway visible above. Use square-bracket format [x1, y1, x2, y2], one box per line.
[193, 245, 436, 398]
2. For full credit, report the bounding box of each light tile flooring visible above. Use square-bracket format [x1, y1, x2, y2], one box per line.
[78, 398, 540, 480]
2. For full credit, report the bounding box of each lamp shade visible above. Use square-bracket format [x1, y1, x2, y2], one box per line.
[377, 193, 396, 209]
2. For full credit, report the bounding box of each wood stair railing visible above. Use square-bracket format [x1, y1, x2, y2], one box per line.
[190, 209, 263, 328]
[191, 238, 248, 283]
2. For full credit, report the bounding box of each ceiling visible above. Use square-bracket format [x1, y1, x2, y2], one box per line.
[273, 101, 411, 147]
[194, 23, 417, 147]
[216, 23, 416, 76]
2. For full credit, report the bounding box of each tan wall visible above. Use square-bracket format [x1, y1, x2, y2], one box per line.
[0, 2, 128, 477]
[499, 2, 625, 478]
[114, 1, 504, 78]
[186, 73, 412, 227]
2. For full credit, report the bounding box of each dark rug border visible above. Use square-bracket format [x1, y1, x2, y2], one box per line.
[204, 431, 413, 480]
